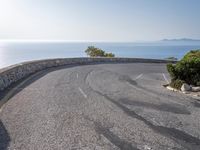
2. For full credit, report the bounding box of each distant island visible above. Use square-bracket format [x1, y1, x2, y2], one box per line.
[161, 38, 200, 42]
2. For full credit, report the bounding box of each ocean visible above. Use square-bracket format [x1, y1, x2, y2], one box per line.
[0, 42, 200, 69]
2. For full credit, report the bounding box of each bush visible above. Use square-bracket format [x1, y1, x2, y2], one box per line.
[167, 64, 176, 80]
[169, 79, 185, 90]
[85, 46, 105, 57]
[167, 50, 200, 86]
[85, 46, 115, 57]
[105, 53, 115, 57]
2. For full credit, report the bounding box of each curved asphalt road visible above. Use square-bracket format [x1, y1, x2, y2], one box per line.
[0, 63, 200, 150]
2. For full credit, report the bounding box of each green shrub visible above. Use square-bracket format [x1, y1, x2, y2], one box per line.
[169, 79, 185, 90]
[105, 53, 115, 57]
[85, 46, 105, 57]
[167, 50, 200, 86]
[167, 64, 176, 80]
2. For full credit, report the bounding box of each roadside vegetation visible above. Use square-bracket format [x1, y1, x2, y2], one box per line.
[85, 46, 115, 57]
[167, 50, 200, 90]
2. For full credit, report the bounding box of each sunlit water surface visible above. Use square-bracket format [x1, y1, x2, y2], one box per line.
[0, 42, 200, 69]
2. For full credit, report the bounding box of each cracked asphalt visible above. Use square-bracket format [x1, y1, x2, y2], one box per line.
[0, 63, 200, 150]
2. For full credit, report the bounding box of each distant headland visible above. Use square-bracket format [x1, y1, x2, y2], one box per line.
[161, 38, 200, 42]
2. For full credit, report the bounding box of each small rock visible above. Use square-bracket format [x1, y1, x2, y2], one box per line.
[194, 94, 199, 97]
[144, 145, 152, 150]
[181, 83, 191, 92]
[167, 86, 178, 92]
[191, 86, 200, 92]
[182, 91, 190, 94]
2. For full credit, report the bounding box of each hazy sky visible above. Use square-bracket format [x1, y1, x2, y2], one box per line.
[0, 0, 200, 42]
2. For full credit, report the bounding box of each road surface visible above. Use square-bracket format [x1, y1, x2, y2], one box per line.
[0, 63, 200, 150]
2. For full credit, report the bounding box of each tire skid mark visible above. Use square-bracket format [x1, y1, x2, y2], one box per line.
[84, 116, 139, 150]
[120, 74, 197, 102]
[119, 75, 161, 98]
[191, 101, 200, 108]
[90, 88, 200, 150]
[94, 122, 139, 150]
[119, 99, 191, 115]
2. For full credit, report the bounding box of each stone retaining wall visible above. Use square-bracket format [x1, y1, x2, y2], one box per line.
[0, 57, 176, 91]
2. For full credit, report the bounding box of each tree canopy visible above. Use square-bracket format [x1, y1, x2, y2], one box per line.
[85, 46, 115, 57]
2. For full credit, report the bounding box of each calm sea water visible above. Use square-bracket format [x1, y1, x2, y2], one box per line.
[0, 42, 200, 69]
